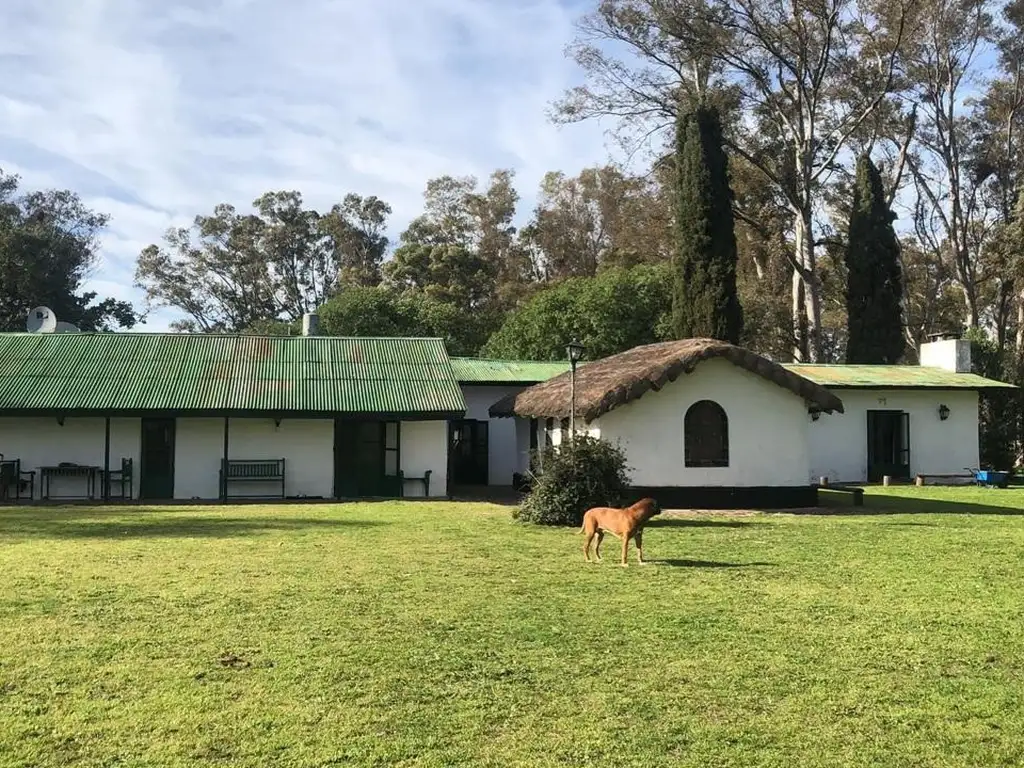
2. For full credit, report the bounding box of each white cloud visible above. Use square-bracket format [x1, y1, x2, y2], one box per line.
[0, 0, 612, 329]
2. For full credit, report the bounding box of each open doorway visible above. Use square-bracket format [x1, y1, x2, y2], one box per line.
[449, 420, 489, 486]
[866, 410, 910, 482]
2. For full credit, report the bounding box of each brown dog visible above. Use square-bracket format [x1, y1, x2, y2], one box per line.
[580, 498, 661, 566]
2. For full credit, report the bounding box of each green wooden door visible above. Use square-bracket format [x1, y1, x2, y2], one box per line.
[140, 418, 175, 499]
[334, 420, 400, 498]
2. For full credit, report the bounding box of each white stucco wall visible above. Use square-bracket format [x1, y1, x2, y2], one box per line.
[175, 418, 335, 500]
[0, 415, 449, 500]
[459, 385, 530, 486]
[514, 417, 532, 476]
[808, 389, 980, 483]
[226, 419, 334, 498]
[0, 417, 141, 499]
[400, 420, 448, 497]
[174, 418, 223, 500]
[587, 358, 812, 487]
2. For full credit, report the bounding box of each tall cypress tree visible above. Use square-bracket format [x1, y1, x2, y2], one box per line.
[671, 105, 743, 344]
[845, 154, 904, 364]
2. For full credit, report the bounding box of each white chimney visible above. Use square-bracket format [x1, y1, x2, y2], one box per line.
[302, 312, 320, 337]
[919, 332, 971, 373]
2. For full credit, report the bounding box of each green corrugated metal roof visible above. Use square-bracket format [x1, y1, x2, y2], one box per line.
[783, 364, 1016, 389]
[0, 333, 466, 415]
[451, 357, 571, 384]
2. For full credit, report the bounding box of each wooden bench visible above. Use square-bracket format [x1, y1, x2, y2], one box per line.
[220, 459, 285, 500]
[914, 473, 975, 487]
[399, 469, 432, 498]
[822, 484, 864, 506]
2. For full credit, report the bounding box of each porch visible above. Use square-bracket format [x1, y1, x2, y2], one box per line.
[0, 416, 448, 502]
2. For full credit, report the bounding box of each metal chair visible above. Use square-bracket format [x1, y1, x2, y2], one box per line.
[0, 458, 36, 501]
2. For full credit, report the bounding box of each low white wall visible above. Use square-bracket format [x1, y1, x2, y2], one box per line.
[808, 389, 980, 483]
[460, 385, 526, 486]
[401, 420, 448, 497]
[589, 358, 811, 487]
[0, 417, 140, 499]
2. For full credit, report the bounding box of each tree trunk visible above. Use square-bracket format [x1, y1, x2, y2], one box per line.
[996, 279, 1014, 354]
[793, 207, 822, 361]
[792, 268, 807, 361]
[1017, 289, 1024, 354]
[960, 278, 979, 330]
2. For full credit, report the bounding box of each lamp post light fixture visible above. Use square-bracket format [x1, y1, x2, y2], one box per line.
[566, 339, 585, 441]
[938, 403, 950, 421]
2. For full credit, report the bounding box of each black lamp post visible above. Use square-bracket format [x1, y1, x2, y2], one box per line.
[566, 339, 585, 440]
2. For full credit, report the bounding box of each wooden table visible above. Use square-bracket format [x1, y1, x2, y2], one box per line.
[40, 465, 101, 500]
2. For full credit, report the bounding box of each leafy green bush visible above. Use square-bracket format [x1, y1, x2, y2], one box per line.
[515, 434, 632, 526]
[481, 264, 673, 361]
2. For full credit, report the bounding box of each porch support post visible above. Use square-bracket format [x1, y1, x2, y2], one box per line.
[103, 416, 111, 502]
[221, 417, 230, 502]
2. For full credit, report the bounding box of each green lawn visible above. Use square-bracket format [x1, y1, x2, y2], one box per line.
[3, 490, 1024, 767]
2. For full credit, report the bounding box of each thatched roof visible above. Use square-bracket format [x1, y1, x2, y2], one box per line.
[488, 339, 844, 421]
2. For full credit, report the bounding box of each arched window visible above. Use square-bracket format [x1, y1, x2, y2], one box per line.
[684, 400, 729, 467]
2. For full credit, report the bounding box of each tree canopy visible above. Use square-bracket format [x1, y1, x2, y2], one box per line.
[482, 264, 673, 361]
[670, 105, 743, 344]
[845, 155, 905, 364]
[135, 191, 391, 332]
[0, 170, 136, 332]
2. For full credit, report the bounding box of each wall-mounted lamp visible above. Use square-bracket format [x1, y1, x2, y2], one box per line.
[56, 415, 65, 427]
[809, 408, 821, 422]
[274, 416, 283, 429]
[938, 404, 950, 421]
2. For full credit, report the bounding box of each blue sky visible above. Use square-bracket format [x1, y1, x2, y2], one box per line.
[0, 0, 613, 330]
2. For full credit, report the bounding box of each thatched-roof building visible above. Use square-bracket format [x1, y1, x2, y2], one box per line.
[482, 337, 1013, 508]
[488, 339, 843, 422]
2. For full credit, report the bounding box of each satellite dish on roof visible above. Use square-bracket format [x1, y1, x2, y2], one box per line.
[55, 321, 80, 334]
[26, 306, 57, 333]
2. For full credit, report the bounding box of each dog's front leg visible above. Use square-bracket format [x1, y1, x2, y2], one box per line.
[620, 534, 629, 567]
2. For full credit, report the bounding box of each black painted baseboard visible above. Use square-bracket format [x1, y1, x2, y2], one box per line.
[626, 485, 818, 509]
[509, 476, 819, 509]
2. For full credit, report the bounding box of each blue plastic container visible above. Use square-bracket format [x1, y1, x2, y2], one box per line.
[976, 471, 1008, 487]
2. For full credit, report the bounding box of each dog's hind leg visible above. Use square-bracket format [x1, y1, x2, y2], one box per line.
[635, 531, 646, 565]
[594, 530, 604, 562]
[583, 530, 595, 562]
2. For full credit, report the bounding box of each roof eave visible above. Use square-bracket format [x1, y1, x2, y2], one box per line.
[0, 408, 466, 420]
[818, 383, 1017, 391]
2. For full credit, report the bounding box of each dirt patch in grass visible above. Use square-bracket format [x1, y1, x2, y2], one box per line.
[660, 508, 766, 517]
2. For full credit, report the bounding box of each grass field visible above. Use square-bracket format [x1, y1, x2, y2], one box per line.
[3, 488, 1024, 767]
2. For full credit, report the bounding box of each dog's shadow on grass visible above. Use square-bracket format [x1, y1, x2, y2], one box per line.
[648, 559, 775, 568]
